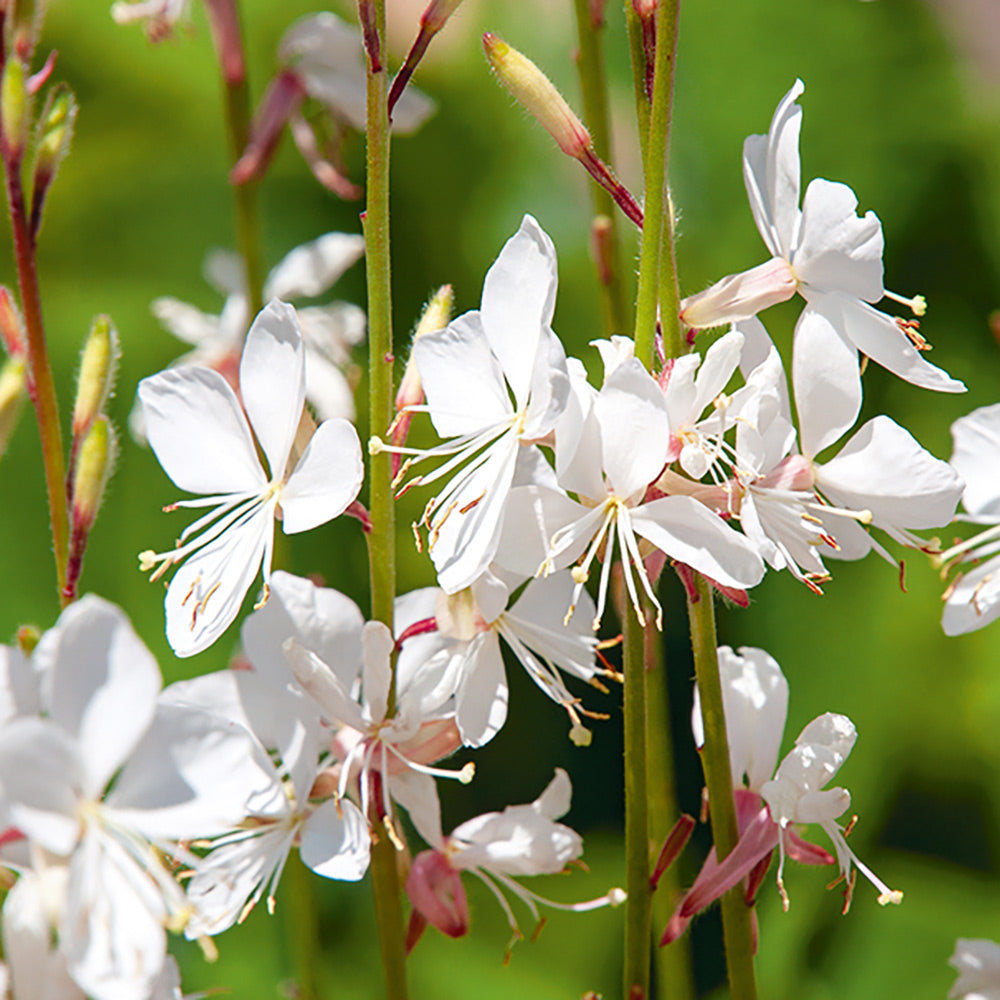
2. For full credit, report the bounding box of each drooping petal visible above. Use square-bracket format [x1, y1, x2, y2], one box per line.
[139, 367, 265, 496]
[300, 798, 370, 880]
[163, 503, 273, 658]
[480, 215, 559, 408]
[742, 79, 804, 260]
[280, 417, 364, 533]
[240, 300, 306, 480]
[264, 232, 365, 301]
[793, 179, 884, 301]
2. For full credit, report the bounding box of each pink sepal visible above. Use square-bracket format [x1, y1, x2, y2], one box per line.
[405, 849, 470, 940]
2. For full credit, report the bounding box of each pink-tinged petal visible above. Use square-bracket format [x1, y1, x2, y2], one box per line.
[679, 258, 797, 331]
[793, 179, 884, 301]
[742, 80, 804, 260]
[413, 313, 513, 437]
[241, 300, 306, 480]
[406, 850, 469, 938]
[951, 403, 1000, 517]
[139, 367, 265, 496]
[0, 719, 82, 855]
[40, 596, 161, 798]
[792, 305, 862, 459]
[632, 496, 765, 590]
[808, 289, 966, 394]
[818, 416, 963, 531]
[280, 418, 363, 534]
[300, 798, 370, 880]
[265, 232, 365, 301]
[942, 556, 1000, 636]
[784, 828, 835, 866]
[164, 504, 273, 658]
[595, 358, 671, 499]
[456, 633, 508, 748]
[480, 215, 559, 407]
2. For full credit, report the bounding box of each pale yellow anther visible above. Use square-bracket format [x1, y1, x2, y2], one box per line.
[571, 565, 589, 585]
[368, 435, 385, 455]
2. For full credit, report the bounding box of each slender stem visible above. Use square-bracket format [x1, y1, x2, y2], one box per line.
[623, 3, 650, 156]
[645, 621, 695, 1000]
[622, 606, 651, 1000]
[571, 0, 628, 337]
[632, 1, 676, 366]
[362, 3, 406, 997]
[654, 0, 682, 359]
[285, 857, 321, 1000]
[2, 150, 68, 604]
[686, 574, 758, 1000]
[214, 0, 265, 318]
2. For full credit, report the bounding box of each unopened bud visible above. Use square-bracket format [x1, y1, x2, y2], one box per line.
[72, 315, 119, 438]
[483, 33, 590, 158]
[1, 57, 30, 156]
[0, 357, 26, 459]
[0, 288, 25, 357]
[72, 415, 116, 530]
[421, 0, 464, 33]
[15, 624, 41, 654]
[33, 82, 75, 177]
[11, 0, 46, 62]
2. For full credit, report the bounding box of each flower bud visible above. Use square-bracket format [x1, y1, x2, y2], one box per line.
[421, 0, 463, 33]
[405, 850, 469, 941]
[11, 0, 46, 62]
[0, 356, 26, 459]
[72, 315, 119, 439]
[15, 624, 41, 654]
[482, 33, 590, 158]
[71, 415, 116, 532]
[31, 84, 77, 236]
[0, 287, 26, 357]
[1, 57, 30, 157]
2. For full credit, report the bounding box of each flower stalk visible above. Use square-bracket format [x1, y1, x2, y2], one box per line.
[1, 54, 69, 605]
[686, 573, 759, 1000]
[362, 1, 407, 996]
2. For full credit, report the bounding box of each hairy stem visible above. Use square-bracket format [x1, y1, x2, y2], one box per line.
[686, 574, 758, 1000]
[362, 2, 406, 997]
[2, 150, 68, 605]
[571, 0, 628, 336]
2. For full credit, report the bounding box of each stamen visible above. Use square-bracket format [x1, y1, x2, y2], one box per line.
[884, 289, 927, 317]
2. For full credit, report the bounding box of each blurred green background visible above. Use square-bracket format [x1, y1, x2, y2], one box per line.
[2, 0, 1000, 996]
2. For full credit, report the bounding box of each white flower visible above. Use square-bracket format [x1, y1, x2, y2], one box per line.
[382, 215, 572, 593]
[950, 939, 1000, 1000]
[680, 79, 964, 437]
[938, 403, 1000, 635]
[138, 300, 364, 657]
[110, 0, 190, 40]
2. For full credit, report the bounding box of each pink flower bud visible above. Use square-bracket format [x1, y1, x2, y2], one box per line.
[680, 257, 798, 331]
[405, 849, 470, 940]
[231, 70, 306, 186]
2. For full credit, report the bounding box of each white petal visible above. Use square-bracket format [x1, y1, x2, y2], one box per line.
[792, 305, 862, 458]
[150, 297, 223, 348]
[521, 327, 571, 440]
[362, 622, 395, 724]
[533, 767, 572, 820]
[284, 639, 367, 732]
[413, 312, 512, 438]
[139, 367, 264, 495]
[480, 215, 559, 407]
[41, 595, 161, 798]
[202, 247, 246, 297]
[692, 330, 745, 415]
[793, 179, 884, 301]
[594, 358, 670, 499]
[389, 769, 443, 848]
[742, 80, 804, 260]
[632, 496, 766, 589]
[493, 486, 593, 578]
[240, 300, 306, 479]
[300, 798, 370, 880]
[280, 418, 363, 534]
[304, 349, 357, 422]
[164, 504, 273, 658]
[0, 645, 39, 726]
[942, 555, 1000, 636]
[951, 403, 1000, 517]
[455, 633, 508, 748]
[265, 232, 365, 300]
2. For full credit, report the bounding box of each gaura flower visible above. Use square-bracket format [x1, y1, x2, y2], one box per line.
[949, 939, 1000, 1000]
[680, 80, 964, 437]
[138, 300, 364, 657]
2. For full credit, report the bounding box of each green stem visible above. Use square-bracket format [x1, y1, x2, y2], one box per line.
[2, 150, 68, 605]
[622, 606, 651, 1000]
[623, 3, 650, 156]
[363, 3, 406, 997]
[284, 857, 321, 1000]
[645, 623, 695, 1000]
[215, 0, 265, 318]
[571, 0, 628, 337]
[686, 574, 758, 1000]
[632, 1, 677, 366]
